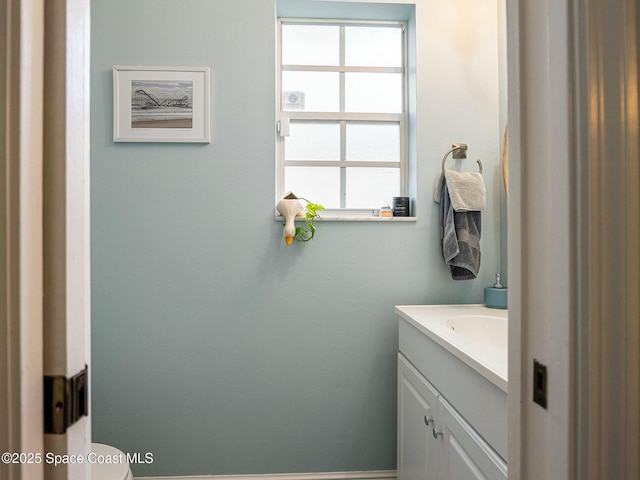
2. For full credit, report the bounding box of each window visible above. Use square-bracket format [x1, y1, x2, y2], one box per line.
[276, 19, 407, 214]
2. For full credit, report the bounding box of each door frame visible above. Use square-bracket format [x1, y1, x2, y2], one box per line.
[42, 1, 92, 477]
[1, 1, 46, 479]
[507, 0, 640, 479]
[1, 1, 92, 479]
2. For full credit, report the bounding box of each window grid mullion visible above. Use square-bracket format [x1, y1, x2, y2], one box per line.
[340, 121, 347, 208]
[285, 160, 401, 168]
[282, 65, 403, 74]
[285, 112, 403, 122]
[339, 25, 346, 208]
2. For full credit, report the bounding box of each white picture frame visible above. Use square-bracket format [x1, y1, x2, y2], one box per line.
[113, 66, 210, 143]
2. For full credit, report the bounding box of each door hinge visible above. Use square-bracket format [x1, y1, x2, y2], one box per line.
[44, 366, 89, 434]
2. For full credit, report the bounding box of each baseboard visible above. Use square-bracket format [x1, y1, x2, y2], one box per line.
[135, 469, 397, 480]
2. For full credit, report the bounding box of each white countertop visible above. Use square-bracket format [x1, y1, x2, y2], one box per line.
[395, 304, 508, 392]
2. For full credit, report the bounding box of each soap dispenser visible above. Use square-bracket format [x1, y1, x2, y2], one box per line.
[484, 273, 508, 309]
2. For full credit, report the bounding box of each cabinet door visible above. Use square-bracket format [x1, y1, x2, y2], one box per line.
[397, 354, 442, 480]
[439, 397, 508, 480]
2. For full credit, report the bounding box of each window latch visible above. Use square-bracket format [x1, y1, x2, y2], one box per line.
[277, 118, 290, 137]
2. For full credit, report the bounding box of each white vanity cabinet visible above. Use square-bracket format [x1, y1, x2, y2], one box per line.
[396, 305, 508, 480]
[398, 354, 507, 480]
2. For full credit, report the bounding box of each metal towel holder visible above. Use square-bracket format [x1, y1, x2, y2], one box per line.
[441, 143, 483, 174]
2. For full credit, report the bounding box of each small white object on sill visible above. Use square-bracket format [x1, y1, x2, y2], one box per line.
[379, 206, 394, 217]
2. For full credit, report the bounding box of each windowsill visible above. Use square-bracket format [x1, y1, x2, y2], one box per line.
[275, 214, 417, 222]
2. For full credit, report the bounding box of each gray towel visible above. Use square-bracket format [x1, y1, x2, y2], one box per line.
[440, 182, 481, 280]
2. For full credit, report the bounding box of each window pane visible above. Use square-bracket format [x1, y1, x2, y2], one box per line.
[282, 71, 339, 112]
[285, 122, 340, 161]
[345, 26, 402, 67]
[285, 166, 340, 208]
[282, 25, 339, 66]
[346, 123, 400, 161]
[345, 73, 402, 113]
[346, 168, 400, 208]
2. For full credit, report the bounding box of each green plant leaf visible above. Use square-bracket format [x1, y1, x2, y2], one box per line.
[290, 198, 324, 243]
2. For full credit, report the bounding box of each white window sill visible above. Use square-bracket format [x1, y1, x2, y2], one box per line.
[275, 214, 417, 222]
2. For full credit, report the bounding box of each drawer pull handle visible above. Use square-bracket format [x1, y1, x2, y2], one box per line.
[424, 415, 432, 426]
[432, 427, 443, 439]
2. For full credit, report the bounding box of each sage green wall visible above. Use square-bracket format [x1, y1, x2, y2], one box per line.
[90, 0, 503, 476]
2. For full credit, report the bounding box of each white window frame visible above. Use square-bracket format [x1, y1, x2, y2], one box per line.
[276, 18, 409, 217]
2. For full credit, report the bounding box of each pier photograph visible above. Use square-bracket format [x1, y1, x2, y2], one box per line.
[130, 80, 193, 128]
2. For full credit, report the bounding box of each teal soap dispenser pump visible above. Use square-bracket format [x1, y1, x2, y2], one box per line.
[484, 273, 508, 309]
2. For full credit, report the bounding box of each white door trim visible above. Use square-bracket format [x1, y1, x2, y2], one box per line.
[2, 1, 92, 480]
[42, 0, 92, 478]
[1, 1, 46, 480]
[507, 0, 573, 478]
[505, 0, 523, 476]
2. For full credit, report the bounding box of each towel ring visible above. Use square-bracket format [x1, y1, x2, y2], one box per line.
[441, 143, 483, 174]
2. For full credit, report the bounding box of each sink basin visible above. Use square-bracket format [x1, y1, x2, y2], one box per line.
[395, 304, 508, 390]
[446, 314, 508, 349]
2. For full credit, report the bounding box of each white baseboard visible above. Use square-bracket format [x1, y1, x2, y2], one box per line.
[135, 469, 397, 480]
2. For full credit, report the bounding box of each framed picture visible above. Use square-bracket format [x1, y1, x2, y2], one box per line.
[113, 66, 210, 143]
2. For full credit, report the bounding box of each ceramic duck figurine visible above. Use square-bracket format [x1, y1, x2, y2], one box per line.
[277, 192, 303, 245]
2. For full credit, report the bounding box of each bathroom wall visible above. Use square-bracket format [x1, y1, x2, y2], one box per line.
[90, 0, 502, 476]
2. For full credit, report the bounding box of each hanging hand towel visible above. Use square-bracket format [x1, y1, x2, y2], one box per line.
[440, 182, 481, 280]
[433, 172, 445, 203]
[443, 168, 486, 212]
